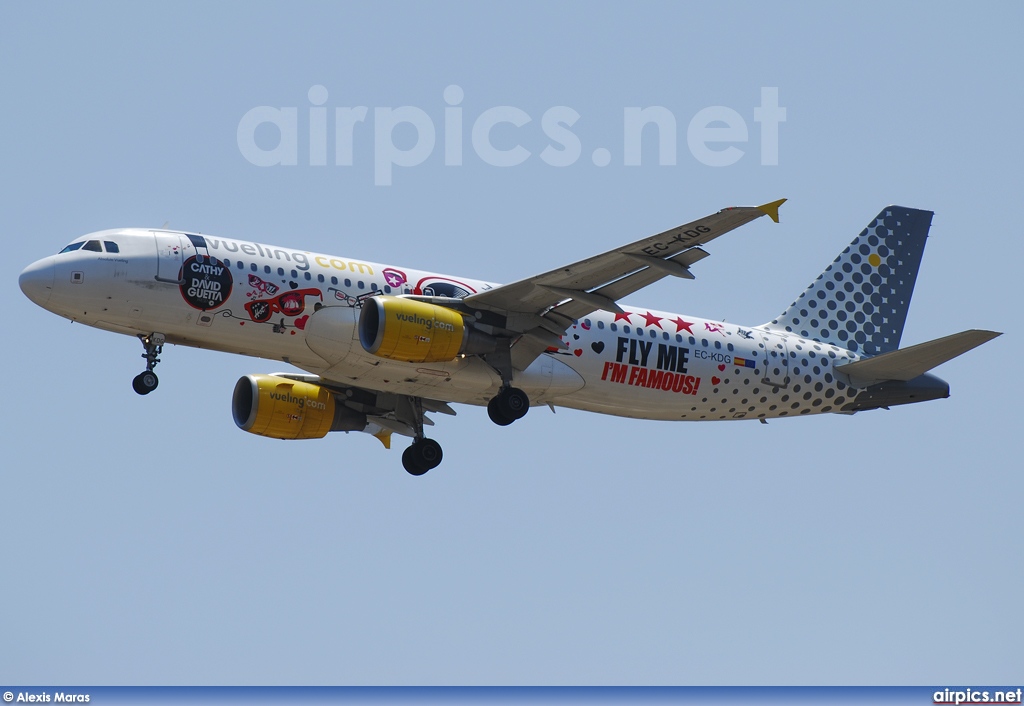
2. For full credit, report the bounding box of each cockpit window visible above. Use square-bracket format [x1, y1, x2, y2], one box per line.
[59, 242, 84, 254]
[82, 240, 102, 252]
[104, 241, 120, 253]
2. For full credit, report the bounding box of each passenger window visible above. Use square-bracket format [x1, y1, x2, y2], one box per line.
[264, 265, 271, 274]
[250, 263, 257, 272]
[82, 240, 102, 252]
[59, 242, 84, 253]
[104, 241, 120, 253]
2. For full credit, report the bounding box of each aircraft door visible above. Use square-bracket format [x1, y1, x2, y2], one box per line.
[760, 332, 790, 388]
[154, 231, 186, 284]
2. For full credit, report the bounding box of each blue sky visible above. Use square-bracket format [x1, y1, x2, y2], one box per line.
[1, 1, 1021, 685]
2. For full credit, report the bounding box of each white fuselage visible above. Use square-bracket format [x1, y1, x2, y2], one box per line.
[21, 228, 868, 421]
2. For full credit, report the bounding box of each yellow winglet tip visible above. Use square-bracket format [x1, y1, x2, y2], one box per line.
[756, 198, 787, 223]
[373, 430, 393, 449]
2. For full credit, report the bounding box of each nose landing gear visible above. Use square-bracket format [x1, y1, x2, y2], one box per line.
[132, 333, 165, 395]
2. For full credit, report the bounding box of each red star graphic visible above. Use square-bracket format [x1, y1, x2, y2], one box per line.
[671, 316, 694, 334]
[641, 311, 664, 329]
[613, 311, 633, 323]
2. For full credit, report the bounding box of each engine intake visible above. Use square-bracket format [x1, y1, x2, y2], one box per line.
[232, 374, 367, 440]
[358, 296, 495, 363]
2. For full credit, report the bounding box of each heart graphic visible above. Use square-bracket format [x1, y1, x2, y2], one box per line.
[718, 364, 726, 372]
[711, 376, 721, 385]
[294, 315, 309, 330]
[573, 334, 579, 340]
[574, 349, 583, 357]
[591, 341, 605, 354]
[581, 321, 591, 330]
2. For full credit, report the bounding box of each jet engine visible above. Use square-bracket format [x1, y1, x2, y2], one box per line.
[358, 295, 495, 363]
[232, 374, 368, 440]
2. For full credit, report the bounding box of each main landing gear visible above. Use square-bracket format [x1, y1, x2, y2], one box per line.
[487, 386, 530, 426]
[402, 438, 443, 476]
[132, 333, 165, 395]
[480, 342, 530, 427]
[401, 397, 444, 476]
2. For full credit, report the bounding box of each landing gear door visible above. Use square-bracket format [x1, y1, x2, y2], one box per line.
[760, 332, 790, 388]
[154, 231, 186, 284]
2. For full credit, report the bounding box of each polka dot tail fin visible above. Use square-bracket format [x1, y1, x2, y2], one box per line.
[764, 206, 932, 356]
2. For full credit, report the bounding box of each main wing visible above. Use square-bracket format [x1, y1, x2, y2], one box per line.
[463, 199, 786, 369]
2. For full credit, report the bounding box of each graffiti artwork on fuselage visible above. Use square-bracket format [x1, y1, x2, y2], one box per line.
[179, 255, 233, 311]
[413, 276, 477, 299]
[327, 287, 359, 306]
[599, 336, 703, 395]
[243, 287, 323, 332]
[246, 274, 280, 298]
[382, 268, 407, 289]
[546, 320, 586, 357]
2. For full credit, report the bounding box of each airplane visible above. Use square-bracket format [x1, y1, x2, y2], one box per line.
[19, 200, 1000, 475]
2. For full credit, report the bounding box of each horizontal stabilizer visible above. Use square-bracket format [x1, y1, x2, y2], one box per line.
[835, 329, 1001, 387]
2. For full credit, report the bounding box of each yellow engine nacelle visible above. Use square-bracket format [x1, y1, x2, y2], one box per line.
[232, 374, 364, 440]
[358, 296, 494, 363]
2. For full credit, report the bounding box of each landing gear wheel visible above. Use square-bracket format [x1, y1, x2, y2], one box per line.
[403, 438, 443, 476]
[402, 447, 428, 476]
[134, 333, 165, 396]
[487, 397, 514, 426]
[487, 387, 530, 425]
[503, 387, 529, 419]
[132, 371, 159, 395]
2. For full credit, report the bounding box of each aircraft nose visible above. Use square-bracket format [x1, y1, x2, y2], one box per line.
[19, 257, 55, 307]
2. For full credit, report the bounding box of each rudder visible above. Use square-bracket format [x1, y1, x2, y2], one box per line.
[764, 206, 933, 355]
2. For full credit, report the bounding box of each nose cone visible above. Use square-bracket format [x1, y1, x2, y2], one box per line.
[20, 257, 55, 308]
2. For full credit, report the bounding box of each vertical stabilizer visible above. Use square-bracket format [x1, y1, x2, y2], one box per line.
[764, 206, 932, 355]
